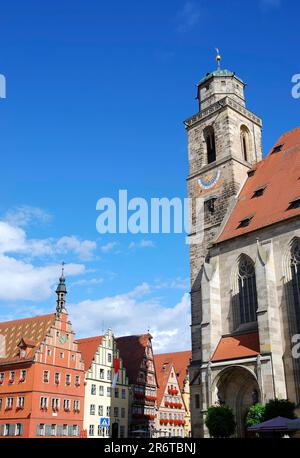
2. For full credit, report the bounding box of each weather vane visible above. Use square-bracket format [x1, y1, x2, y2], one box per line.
[215, 48, 221, 70]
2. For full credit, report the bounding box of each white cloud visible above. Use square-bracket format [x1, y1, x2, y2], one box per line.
[155, 277, 189, 290]
[55, 236, 96, 261]
[128, 239, 155, 250]
[0, 255, 84, 301]
[0, 221, 97, 261]
[176, 1, 201, 33]
[70, 284, 191, 353]
[100, 242, 118, 253]
[4, 206, 52, 227]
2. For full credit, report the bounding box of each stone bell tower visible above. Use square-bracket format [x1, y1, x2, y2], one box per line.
[185, 54, 262, 436]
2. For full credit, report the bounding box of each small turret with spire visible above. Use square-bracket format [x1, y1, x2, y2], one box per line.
[56, 262, 67, 314]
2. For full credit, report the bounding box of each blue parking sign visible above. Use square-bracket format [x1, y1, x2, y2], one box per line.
[100, 417, 110, 427]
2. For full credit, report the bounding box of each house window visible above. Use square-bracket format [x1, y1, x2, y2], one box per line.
[74, 400, 80, 412]
[195, 394, 200, 409]
[90, 404, 96, 415]
[99, 385, 104, 396]
[0, 398, 2, 410]
[237, 256, 258, 325]
[9, 371, 15, 383]
[15, 424, 23, 436]
[107, 387, 112, 397]
[98, 405, 103, 416]
[121, 407, 125, 418]
[115, 388, 119, 398]
[62, 424, 67, 436]
[120, 425, 125, 438]
[17, 396, 25, 409]
[51, 424, 56, 436]
[99, 369, 104, 379]
[40, 397, 48, 409]
[107, 353, 112, 363]
[6, 397, 13, 409]
[75, 375, 80, 386]
[65, 374, 71, 385]
[43, 370, 49, 383]
[122, 388, 126, 399]
[89, 425, 94, 437]
[0, 373, 4, 384]
[39, 424, 45, 437]
[54, 372, 60, 384]
[20, 370, 26, 382]
[204, 126, 216, 164]
[106, 406, 111, 416]
[107, 370, 112, 381]
[52, 398, 60, 411]
[91, 384, 96, 395]
[114, 407, 118, 417]
[63, 399, 70, 411]
[47, 349, 51, 356]
[59, 352, 64, 359]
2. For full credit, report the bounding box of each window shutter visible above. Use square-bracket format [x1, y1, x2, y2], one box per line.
[36, 424, 40, 436]
[45, 425, 51, 436]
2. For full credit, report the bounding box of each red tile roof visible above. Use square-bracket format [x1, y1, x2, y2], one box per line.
[154, 351, 191, 407]
[76, 336, 103, 370]
[154, 350, 191, 391]
[116, 334, 152, 385]
[0, 314, 55, 365]
[211, 332, 260, 362]
[217, 126, 300, 243]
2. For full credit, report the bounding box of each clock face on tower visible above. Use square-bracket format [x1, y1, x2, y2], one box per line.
[198, 169, 221, 190]
[59, 334, 67, 344]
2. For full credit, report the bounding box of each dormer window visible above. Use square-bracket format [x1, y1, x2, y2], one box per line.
[238, 216, 253, 228]
[247, 169, 256, 177]
[288, 198, 300, 210]
[252, 186, 266, 198]
[271, 144, 283, 154]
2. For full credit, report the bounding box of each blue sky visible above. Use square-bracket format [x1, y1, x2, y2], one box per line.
[0, 0, 298, 351]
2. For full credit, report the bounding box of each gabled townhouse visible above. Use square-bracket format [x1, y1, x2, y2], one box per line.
[0, 269, 85, 438]
[76, 329, 129, 438]
[116, 334, 158, 438]
[154, 351, 191, 438]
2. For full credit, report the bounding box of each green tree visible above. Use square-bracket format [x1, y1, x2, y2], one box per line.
[263, 398, 296, 421]
[205, 406, 236, 438]
[246, 403, 265, 427]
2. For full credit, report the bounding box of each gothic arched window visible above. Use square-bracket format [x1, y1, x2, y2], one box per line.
[204, 126, 216, 164]
[238, 256, 258, 324]
[291, 241, 300, 328]
[240, 125, 250, 162]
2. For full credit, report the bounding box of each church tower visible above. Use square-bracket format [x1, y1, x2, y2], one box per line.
[185, 55, 262, 436]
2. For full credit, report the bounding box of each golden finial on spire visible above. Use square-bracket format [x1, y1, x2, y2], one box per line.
[215, 48, 221, 70]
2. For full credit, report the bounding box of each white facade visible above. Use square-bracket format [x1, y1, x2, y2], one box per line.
[82, 329, 129, 438]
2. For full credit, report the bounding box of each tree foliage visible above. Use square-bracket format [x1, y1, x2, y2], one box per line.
[205, 406, 236, 438]
[263, 398, 296, 421]
[245, 403, 265, 427]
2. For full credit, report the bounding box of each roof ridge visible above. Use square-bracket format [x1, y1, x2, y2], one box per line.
[0, 313, 55, 327]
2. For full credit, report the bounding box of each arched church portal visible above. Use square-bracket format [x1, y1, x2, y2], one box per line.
[212, 366, 260, 437]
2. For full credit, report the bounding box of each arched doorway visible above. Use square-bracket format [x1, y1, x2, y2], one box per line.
[212, 366, 260, 437]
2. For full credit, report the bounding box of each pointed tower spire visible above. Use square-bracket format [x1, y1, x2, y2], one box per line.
[56, 262, 67, 314]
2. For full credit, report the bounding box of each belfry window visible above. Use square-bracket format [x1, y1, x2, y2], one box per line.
[204, 126, 216, 164]
[238, 256, 258, 325]
[291, 241, 300, 328]
[240, 125, 251, 162]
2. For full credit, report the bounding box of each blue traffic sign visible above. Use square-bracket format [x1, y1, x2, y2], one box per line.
[100, 417, 110, 427]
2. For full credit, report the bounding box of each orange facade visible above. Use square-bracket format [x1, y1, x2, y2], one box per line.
[0, 274, 85, 437]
